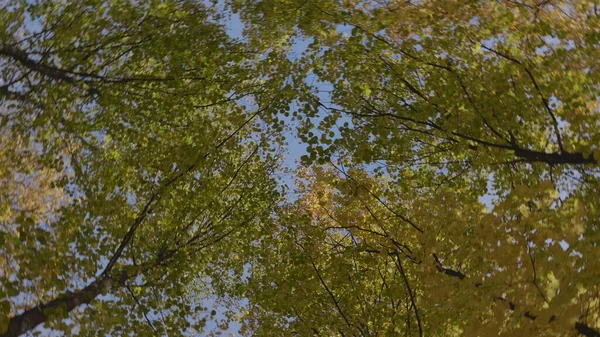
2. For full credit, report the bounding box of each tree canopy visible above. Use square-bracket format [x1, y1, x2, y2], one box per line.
[1, 0, 599, 336]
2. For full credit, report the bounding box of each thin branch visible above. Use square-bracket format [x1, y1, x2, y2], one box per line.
[393, 254, 423, 337]
[478, 43, 564, 152]
[527, 244, 549, 304]
[329, 161, 424, 233]
[102, 193, 158, 276]
[310, 261, 353, 331]
[125, 284, 159, 335]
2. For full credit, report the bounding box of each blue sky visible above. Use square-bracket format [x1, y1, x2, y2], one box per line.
[193, 10, 309, 336]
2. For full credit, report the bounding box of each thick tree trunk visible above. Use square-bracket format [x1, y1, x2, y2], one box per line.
[0, 270, 129, 337]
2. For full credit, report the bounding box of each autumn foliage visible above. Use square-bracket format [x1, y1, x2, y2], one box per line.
[1, 1, 599, 336]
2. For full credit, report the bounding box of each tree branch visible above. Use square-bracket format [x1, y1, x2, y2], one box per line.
[310, 261, 353, 331]
[0, 269, 131, 337]
[394, 254, 423, 337]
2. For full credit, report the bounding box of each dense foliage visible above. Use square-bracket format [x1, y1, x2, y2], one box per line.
[1, 0, 599, 336]
[234, 1, 600, 336]
[0, 1, 281, 336]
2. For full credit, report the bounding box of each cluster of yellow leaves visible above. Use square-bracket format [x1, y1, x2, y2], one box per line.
[0, 127, 68, 330]
[244, 165, 599, 336]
